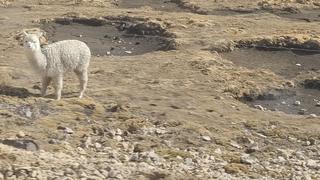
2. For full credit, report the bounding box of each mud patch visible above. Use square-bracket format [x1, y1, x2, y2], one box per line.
[0, 85, 32, 98]
[42, 17, 175, 56]
[241, 87, 320, 116]
[116, 0, 187, 12]
[0, 139, 39, 151]
[222, 48, 320, 115]
[221, 48, 320, 78]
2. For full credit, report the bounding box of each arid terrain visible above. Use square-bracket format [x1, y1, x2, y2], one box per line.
[0, 0, 320, 179]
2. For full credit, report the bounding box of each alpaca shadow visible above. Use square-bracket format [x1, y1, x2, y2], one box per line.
[0, 85, 36, 98]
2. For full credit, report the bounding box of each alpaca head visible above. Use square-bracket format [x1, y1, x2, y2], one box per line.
[23, 32, 41, 51]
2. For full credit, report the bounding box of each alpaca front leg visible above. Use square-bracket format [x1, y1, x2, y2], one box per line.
[53, 76, 63, 100]
[41, 76, 51, 97]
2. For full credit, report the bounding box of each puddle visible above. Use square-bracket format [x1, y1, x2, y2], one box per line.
[42, 18, 175, 56]
[222, 48, 320, 115]
[117, 0, 186, 12]
[272, 9, 320, 22]
[241, 88, 320, 115]
[221, 48, 320, 78]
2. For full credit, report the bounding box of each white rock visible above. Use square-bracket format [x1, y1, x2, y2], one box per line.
[64, 127, 74, 134]
[202, 136, 211, 141]
[295, 63, 302, 66]
[95, 142, 102, 149]
[254, 105, 266, 111]
[25, 109, 32, 118]
[115, 128, 123, 135]
[240, 154, 257, 165]
[114, 135, 123, 142]
[293, 101, 301, 106]
[125, 50, 132, 54]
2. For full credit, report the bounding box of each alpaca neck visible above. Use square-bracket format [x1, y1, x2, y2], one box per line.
[25, 47, 47, 74]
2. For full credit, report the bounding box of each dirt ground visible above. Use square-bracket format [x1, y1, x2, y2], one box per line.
[0, 0, 320, 179]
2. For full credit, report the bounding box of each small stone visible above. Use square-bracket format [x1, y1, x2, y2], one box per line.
[308, 114, 317, 118]
[296, 63, 302, 66]
[125, 50, 132, 54]
[214, 148, 222, 155]
[64, 127, 74, 134]
[25, 109, 32, 118]
[240, 154, 256, 165]
[106, 51, 111, 55]
[293, 101, 301, 106]
[230, 140, 242, 149]
[79, 34, 83, 37]
[108, 170, 117, 178]
[95, 142, 102, 149]
[48, 139, 59, 144]
[254, 105, 265, 111]
[114, 135, 122, 142]
[185, 158, 193, 166]
[17, 131, 25, 138]
[130, 153, 140, 162]
[245, 144, 259, 154]
[308, 138, 316, 145]
[155, 128, 166, 135]
[202, 136, 211, 141]
[298, 109, 307, 115]
[316, 102, 320, 107]
[115, 128, 123, 135]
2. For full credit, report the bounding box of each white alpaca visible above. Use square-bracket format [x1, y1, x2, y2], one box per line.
[23, 32, 91, 100]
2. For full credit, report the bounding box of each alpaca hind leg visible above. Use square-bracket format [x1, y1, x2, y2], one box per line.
[75, 70, 88, 98]
[41, 76, 52, 97]
[53, 76, 63, 100]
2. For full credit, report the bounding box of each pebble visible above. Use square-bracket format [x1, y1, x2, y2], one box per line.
[25, 109, 32, 118]
[298, 109, 307, 115]
[114, 135, 123, 142]
[95, 142, 102, 149]
[64, 127, 74, 134]
[240, 154, 257, 165]
[115, 128, 123, 135]
[124, 50, 132, 54]
[245, 144, 259, 154]
[295, 63, 302, 67]
[293, 101, 301, 106]
[17, 131, 25, 138]
[202, 136, 211, 141]
[214, 148, 222, 155]
[308, 114, 317, 118]
[254, 105, 265, 111]
[316, 102, 320, 107]
[108, 170, 117, 178]
[229, 140, 242, 149]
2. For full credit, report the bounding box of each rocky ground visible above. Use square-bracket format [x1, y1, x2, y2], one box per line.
[0, 0, 320, 179]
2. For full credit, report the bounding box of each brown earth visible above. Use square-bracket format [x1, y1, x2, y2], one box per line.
[0, 0, 319, 179]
